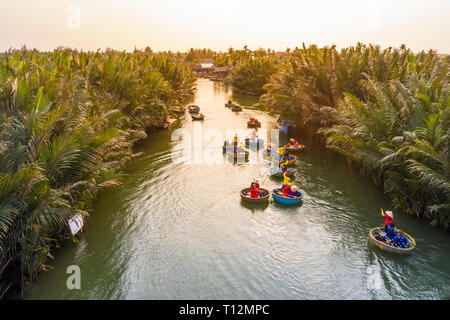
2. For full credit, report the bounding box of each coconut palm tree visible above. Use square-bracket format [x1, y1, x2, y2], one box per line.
[0, 47, 196, 298]
[321, 63, 449, 229]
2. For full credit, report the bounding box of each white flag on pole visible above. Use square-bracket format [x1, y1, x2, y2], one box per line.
[68, 214, 83, 235]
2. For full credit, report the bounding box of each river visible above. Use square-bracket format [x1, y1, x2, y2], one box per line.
[28, 78, 450, 300]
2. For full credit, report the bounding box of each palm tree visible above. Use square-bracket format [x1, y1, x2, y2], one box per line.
[0, 47, 196, 298]
[321, 63, 449, 229]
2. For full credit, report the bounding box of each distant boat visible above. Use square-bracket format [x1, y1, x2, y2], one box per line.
[369, 227, 416, 255]
[270, 167, 295, 178]
[247, 119, 261, 128]
[272, 188, 304, 205]
[272, 155, 297, 166]
[231, 105, 243, 112]
[191, 113, 204, 120]
[284, 143, 306, 152]
[240, 188, 270, 203]
[187, 105, 200, 114]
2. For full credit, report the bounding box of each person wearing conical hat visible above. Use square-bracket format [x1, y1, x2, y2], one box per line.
[381, 209, 394, 232]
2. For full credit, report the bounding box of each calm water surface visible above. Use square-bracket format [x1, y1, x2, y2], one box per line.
[28, 79, 450, 300]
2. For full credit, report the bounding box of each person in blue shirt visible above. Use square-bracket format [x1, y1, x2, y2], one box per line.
[384, 223, 409, 248]
[385, 224, 397, 240]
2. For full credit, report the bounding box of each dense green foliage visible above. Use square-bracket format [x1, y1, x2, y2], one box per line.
[0, 48, 195, 298]
[262, 43, 449, 230]
[230, 56, 279, 96]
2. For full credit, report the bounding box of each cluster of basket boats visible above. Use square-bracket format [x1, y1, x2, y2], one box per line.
[187, 102, 416, 254]
[223, 101, 307, 205]
[188, 104, 204, 120]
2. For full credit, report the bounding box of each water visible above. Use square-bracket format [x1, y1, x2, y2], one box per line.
[28, 79, 450, 300]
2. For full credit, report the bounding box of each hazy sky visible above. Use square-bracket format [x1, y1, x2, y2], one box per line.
[1, 0, 449, 53]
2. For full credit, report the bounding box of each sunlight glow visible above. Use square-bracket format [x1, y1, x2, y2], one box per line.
[1, 0, 449, 52]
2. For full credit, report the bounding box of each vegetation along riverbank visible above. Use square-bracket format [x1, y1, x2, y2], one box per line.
[261, 43, 449, 231]
[0, 48, 195, 298]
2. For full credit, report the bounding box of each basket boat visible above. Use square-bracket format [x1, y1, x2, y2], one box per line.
[240, 188, 270, 203]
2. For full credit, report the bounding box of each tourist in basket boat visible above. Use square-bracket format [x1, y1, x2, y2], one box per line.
[282, 183, 292, 196]
[289, 185, 299, 197]
[266, 144, 275, 157]
[384, 223, 409, 248]
[250, 183, 260, 198]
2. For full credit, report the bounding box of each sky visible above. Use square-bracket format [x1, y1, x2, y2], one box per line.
[1, 0, 449, 53]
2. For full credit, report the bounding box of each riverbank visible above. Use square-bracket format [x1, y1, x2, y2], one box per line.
[261, 44, 449, 231]
[0, 48, 196, 299]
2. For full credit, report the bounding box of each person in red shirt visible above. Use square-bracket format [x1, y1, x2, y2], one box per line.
[289, 138, 299, 147]
[250, 183, 260, 198]
[282, 184, 291, 196]
[381, 209, 394, 232]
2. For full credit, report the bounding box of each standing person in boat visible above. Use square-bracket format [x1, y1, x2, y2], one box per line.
[381, 209, 394, 232]
[282, 167, 291, 187]
[233, 134, 239, 151]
